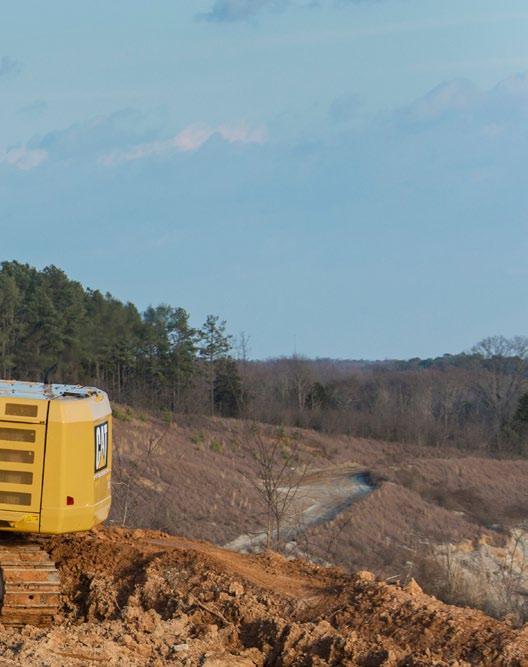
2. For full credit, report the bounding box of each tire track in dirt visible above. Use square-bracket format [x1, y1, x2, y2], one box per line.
[142, 535, 329, 599]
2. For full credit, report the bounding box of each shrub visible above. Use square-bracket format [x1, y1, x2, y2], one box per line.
[161, 410, 173, 425]
[113, 406, 133, 422]
[210, 440, 223, 454]
[190, 432, 205, 445]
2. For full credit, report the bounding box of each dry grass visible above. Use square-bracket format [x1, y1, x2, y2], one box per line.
[374, 457, 528, 527]
[110, 409, 528, 613]
[111, 412, 331, 543]
[300, 481, 483, 575]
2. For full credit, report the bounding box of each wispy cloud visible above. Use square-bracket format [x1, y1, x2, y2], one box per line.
[0, 56, 23, 79]
[100, 122, 267, 166]
[200, 0, 381, 22]
[492, 71, 528, 98]
[393, 71, 528, 128]
[200, 0, 276, 22]
[403, 79, 480, 123]
[31, 109, 159, 161]
[330, 93, 363, 123]
[17, 100, 48, 118]
[0, 111, 266, 171]
[7, 70, 528, 176]
[0, 146, 47, 170]
[318, 71, 528, 198]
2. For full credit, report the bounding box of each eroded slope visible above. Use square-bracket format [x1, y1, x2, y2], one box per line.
[0, 528, 525, 666]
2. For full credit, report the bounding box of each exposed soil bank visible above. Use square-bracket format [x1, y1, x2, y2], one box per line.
[0, 527, 523, 666]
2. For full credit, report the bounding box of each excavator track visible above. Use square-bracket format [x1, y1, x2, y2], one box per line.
[0, 543, 60, 626]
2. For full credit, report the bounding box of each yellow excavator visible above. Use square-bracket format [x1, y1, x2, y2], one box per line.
[0, 380, 112, 626]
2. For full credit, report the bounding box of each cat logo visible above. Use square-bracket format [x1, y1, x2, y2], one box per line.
[94, 422, 109, 473]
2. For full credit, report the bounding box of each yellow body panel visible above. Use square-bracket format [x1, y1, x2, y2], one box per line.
[0, 382, 112, 535]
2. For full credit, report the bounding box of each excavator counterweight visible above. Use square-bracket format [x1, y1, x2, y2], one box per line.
[0, 381, 112, 625]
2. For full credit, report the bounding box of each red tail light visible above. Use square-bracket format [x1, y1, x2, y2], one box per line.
[66, 496, 74, 506]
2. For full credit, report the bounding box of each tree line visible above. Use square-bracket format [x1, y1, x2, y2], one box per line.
[0, 261, 242, 416]
[240, 340, 528, 454]
[1, 261, 527, 455]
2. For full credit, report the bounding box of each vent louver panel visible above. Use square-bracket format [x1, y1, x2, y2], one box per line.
[0, 491, 31, 506]
[0, 470, 32, 485]
[0, 450, 35, 464]
[0, 429, 35, 444]
[0, 421, 43, 512]
[5, 404, 38, 418]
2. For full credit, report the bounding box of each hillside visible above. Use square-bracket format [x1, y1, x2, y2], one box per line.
[3, 527, 527, 666]
[110, 410, 528, 619]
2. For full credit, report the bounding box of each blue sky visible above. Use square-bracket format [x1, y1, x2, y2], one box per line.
[1, 1, 527, 359]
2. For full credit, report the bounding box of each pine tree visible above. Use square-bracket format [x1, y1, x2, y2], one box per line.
[214, 358, 244, 417]
[198, 315, 232, 416]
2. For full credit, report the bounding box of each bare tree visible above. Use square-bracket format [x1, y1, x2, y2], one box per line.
[471, 336, 528, 450]
[288, 355, 315, 412]
[235, 332, 251, 365]
[241, 424, 309, 551]
[111, 422, 173, 527]
[495, 530, 528, 624]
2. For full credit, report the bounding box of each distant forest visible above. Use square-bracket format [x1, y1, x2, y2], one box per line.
[1, 261, 527, 454]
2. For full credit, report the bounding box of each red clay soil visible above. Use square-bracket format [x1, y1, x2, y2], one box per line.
[0, 527, 520, 666]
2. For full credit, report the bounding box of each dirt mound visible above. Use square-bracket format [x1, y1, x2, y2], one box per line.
[0, 527, 522, 666]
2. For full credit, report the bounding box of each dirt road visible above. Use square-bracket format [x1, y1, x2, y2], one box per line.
[224, 463, 374, 553]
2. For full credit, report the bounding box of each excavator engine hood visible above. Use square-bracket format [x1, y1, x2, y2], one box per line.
[0, 381, 112, 535]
